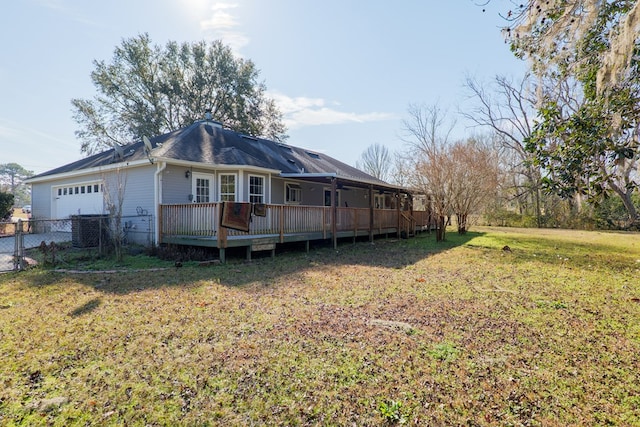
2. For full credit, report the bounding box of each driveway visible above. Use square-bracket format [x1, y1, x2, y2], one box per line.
[0, 232, 72, 271]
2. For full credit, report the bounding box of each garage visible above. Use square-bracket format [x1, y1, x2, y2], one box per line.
[52, 182, 105, 219]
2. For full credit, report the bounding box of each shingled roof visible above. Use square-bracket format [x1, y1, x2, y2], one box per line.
[31, 120, 390, 187]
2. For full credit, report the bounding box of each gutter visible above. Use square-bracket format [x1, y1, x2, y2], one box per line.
[279, 172, 337, 179]
[25, 159, 151, 184]
[279, 172, 408, 193]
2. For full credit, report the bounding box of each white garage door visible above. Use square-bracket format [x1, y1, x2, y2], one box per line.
[53, 182, 105, 219]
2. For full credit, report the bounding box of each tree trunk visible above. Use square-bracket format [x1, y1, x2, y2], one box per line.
[457, 213, 467, 234]
[436, 215, 446, 242]
[609, 181, 638, 228]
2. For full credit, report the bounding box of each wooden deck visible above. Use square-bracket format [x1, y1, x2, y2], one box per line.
[160, 203, 432, 261]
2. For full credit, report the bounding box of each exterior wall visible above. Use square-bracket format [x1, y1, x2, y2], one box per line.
[162, 166, 274, 205]
[243, 171, 271, 204]
[271, 177, 327, 206]
[30, 165, 156, 245]
[339, 187, 370, 209]
[31, 171, 106, 220]
[270, 178, 374, 208]
[30, 182, 52, 220]
[101, 165, 156, 246]
[303, 182, 326, 206]
[101, 165, 155, 217]
[161, 164, 193, 204]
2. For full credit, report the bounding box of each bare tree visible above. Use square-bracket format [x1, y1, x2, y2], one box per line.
[356, 143, 392, 182]
[448, 136, 500, 234]
[462, 74, 546, 225]
[402, 104, 455, 241]
[103, 168, 127, 261]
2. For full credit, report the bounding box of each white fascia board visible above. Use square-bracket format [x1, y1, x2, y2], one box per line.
[279, 173, 337, 178]
[25, 159, 152, 184]
[158, 157, 281, 174]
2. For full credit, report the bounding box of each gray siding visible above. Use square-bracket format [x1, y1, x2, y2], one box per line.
[271, 178, 327, 207]
[341, 187, 370, 208]
[102, 165, 155, 217]
[30, 182, 51, 220]
[161, 164, 194, 204]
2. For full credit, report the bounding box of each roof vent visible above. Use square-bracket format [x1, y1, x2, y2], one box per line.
[203, 110, 223, 128]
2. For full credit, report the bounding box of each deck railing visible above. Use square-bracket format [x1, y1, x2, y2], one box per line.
[160, 203, 430, 241]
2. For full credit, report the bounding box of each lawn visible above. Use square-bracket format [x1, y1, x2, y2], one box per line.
[1, 227, 639, 426]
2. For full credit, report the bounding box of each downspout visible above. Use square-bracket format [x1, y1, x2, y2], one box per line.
[154, 161, 167, 245]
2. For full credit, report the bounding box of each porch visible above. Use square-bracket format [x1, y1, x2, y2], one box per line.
[159, 203, 432, 261]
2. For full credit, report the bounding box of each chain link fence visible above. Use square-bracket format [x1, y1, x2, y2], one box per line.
[0, 214, 154, 272]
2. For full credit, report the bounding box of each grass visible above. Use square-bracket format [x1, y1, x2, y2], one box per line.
[1, 227, 639, 426]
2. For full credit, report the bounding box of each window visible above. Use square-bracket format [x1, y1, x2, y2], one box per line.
[57, 188, 62, 196]
[324, 189, 340, 207]
[63, 188, 68, 195]
[87, 185, 92, 193]
[285, 182, 302, 204]
[81, 186, 85, 194]
[195, 178, 211, 203]
[249, 176, 264, 203]
[219, 174, 236, 201]
[74, 186, 79, 194]
[95, 184, 100, 193]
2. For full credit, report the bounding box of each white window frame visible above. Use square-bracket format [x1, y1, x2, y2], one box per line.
[249, 175, 265, 204]
[191, 172, 214, 203]
[285, 182, 302, 205]
[218, 173, 237, 202]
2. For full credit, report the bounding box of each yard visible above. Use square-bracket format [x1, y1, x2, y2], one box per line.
[1, 227, 639, 425]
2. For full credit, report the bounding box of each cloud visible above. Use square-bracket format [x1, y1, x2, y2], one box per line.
[269, 92, 397, 129]
[37, 0, 105, 28]
[200, 2, 249, 51]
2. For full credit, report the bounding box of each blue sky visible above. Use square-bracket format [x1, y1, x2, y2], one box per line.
[1, 0, 526, 174]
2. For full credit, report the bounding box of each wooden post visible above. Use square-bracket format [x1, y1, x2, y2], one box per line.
[279, 205, 284, 243]
[369, 185, 374, 242]
[331, 178, 337, 249]
[218, 222, 228, 249]
[322, 207, 327, 239]
[396, 192, 401, 237]
[217, 205, 228, 263]
[158, 205, 163, 244]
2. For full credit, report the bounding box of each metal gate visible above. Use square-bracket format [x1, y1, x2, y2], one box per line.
[0, 219, 25, 272]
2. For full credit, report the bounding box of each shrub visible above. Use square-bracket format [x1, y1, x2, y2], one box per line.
[0, 192, 14, 220]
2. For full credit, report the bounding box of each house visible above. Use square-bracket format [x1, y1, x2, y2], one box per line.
[26, 118, 431, 259]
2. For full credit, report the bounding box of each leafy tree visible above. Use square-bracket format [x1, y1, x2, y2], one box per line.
[72, 34, 287, 155]
[356, 143, 392, 182]
[500, 1, 640, 226]
[0, 192, 14, 220]
[0, 163, 33, 207]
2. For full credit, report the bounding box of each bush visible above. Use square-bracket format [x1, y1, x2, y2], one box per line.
[593, 194, 640, 230]
[0, 192, 14, 220]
